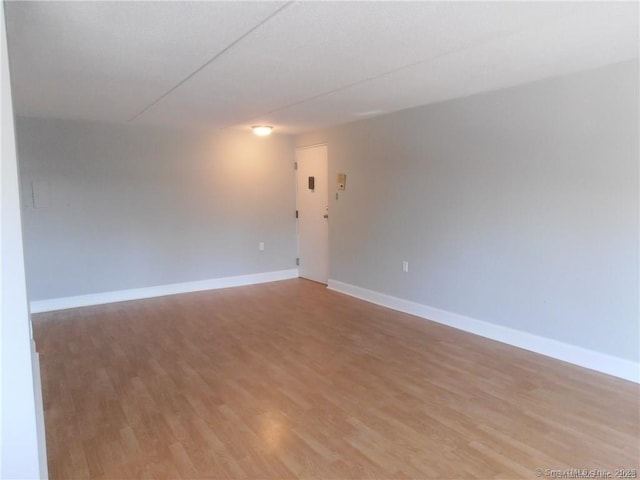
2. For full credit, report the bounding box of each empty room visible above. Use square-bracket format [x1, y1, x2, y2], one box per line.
[1, 1, 638, 479]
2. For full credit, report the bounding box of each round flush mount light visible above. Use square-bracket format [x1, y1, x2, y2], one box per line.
[252, 125, 273, 136]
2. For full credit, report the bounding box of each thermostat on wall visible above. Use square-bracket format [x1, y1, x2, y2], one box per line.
[337, 173, 346, 190]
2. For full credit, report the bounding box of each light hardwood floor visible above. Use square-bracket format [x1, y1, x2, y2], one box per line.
[34, 279, 639, 479]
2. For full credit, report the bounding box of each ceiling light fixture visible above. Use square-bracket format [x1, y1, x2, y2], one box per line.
[252, 125, 273, 136]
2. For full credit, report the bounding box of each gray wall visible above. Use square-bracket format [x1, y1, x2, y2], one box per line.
[296, 60, 639, 362]
[17, 117, 296, 300]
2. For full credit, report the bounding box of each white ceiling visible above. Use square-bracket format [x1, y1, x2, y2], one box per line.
[5, 1, 639, 135]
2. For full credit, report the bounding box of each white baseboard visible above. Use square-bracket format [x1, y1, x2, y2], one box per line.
[31, 340, 48, 479]
[327, 279, 639, 383]
[30, 269, 299, 314]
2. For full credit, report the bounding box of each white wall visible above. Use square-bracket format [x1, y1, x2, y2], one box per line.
[16, 118, 296, 301]
[1, 2, 47, 477]
[296, 60, 639, 370]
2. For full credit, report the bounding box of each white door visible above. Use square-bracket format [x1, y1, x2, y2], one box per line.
[296, 145, 329, 284]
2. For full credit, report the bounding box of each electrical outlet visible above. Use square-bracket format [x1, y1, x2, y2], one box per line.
[259, 242, 265, 251]
[402, 260, 409, 273]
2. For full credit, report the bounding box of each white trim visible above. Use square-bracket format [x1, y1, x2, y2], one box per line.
[327, 279, 639, 383]
[31, 340, 48, 479]
[30, 269, 299, 313]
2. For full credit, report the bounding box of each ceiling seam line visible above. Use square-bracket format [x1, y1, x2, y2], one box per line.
[225, 20, 552, 129]
[128, 1, 295, 123]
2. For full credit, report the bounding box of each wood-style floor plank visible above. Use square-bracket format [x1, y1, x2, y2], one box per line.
[33, 279, 639, 479]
